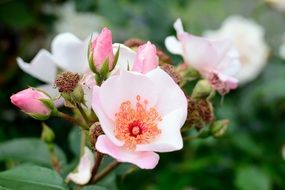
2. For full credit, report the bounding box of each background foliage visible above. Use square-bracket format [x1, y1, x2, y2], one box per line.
[0, 0, 285, 189]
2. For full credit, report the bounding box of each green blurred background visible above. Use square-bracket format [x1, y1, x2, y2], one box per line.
[1, 0, 285, 189]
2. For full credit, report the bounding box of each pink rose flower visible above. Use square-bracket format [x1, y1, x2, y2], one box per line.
[132, 41, 159, 74]
[10, 88, 52, 117]
[165, 19, 240, 95]
[92, 68, 187, 169]
[91, 27, 114, 71]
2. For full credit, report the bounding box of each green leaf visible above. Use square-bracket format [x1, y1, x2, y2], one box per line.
[0, 138, 66, 167]
[235, 166, 271, 190]
[0, 165, 66, 190]
[68, 127, 81, 156]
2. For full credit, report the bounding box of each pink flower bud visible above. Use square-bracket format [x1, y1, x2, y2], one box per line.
[132, 41, 159, 74]
[91, 27, 114, 71]
[10, 88, 52, 116]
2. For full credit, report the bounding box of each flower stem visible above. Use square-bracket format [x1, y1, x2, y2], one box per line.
[76, 103, 90, 125]
[80, 130, 86, 156]
[92, 161, 120, 184]
[90, 152, 104, 182]
[57, 112, 88, 129]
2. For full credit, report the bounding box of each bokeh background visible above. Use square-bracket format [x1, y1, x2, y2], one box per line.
[1, 0, 285, 189]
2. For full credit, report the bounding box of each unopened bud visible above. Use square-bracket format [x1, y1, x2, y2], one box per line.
[41, 123, 55, 143]
[210, 119, 229, 138]
[192, 80, 213, 100]
[10, 88, 55, 120]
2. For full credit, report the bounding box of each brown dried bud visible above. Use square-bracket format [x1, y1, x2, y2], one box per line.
[55, 72, 80, 93]
[89, 122, 104, 150]
[124, 38, 145, 48]
[161, 64, 181, 84]
[187, 97, 214, 130]
[198, 99, 214, 123]
[156, 48, 172, 65]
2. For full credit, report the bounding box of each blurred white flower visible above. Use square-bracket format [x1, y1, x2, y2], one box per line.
[66, 147, 94, 185]
[279, 34, 285, 60]
[55, 2, 104, 39]
[17, 33, 89, 99]
[266, 0, 285, 12]
[204, 15, 270, 84]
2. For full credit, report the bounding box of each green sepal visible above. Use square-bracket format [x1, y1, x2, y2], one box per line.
[40, 98, 57, 113]
[110, 45, 120, 71]
[100, 58, 110, 79]
[88, 35, 99, 74]
[27, 112, 50, 121]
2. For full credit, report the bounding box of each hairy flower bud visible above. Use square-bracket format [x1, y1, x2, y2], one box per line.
[210, 119, 229, 138]
[191, 79, 213, 100]
[10, 88, 54, 120]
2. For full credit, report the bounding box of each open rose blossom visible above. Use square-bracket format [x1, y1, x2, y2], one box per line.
[165, 19, 240, 95]
[10, 88, 52, 119]
[91, 27, 114, 71]
[92, 68, 187, 169]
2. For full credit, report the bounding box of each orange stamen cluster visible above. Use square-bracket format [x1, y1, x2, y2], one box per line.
[114, 95, 162, 150]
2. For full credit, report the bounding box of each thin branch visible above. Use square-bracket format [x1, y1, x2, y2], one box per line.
[57, 112, 88, 129]
[76, 103, 90, 125]
[91, 161, 121, 184]
[90, 152, 104, 182]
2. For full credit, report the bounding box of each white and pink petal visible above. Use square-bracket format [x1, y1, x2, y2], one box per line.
[96, 135, 159, 169]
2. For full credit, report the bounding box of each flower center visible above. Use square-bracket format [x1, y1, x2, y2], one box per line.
[114, 95, 161, 150]
[128, 120, 144, 137]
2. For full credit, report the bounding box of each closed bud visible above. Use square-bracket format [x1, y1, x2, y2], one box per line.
[41, 123, 55, 144]
[192, 80, 213, 100]
[210, 119, 229, 138]
[89, 28, 114, 73]
[10, 88, 54, 120]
